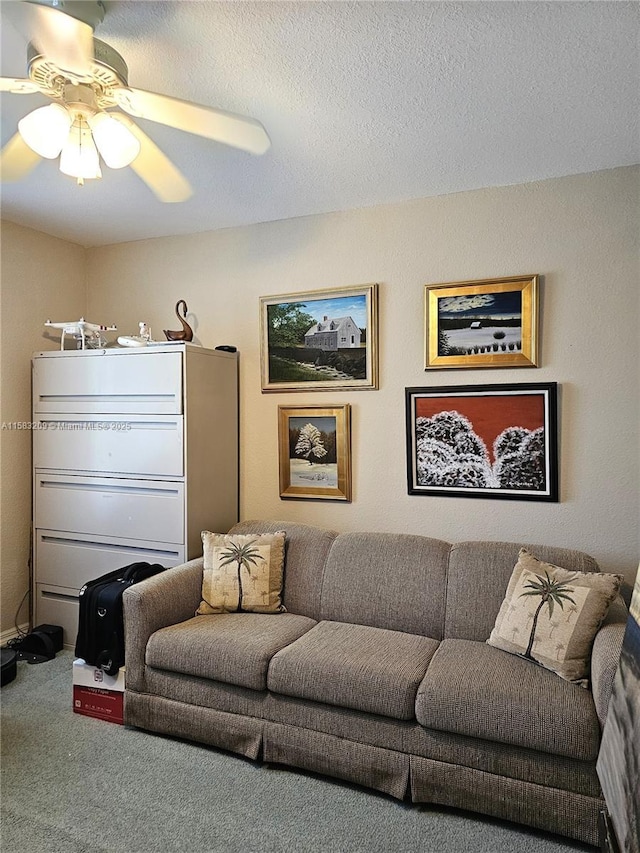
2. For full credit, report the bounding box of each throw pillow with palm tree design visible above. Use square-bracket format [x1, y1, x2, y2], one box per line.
[488, 549, 622, 685]
[197, 531, 287, 614]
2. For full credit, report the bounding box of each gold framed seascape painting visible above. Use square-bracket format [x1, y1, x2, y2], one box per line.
[424, 274, 539, 369]
[278, 404, 351, 501]
[260, 283, 378, 392]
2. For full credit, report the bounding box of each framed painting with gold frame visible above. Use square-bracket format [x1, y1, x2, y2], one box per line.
[278, 404, 351, 501]
[424, 274, 539, 369]
[260, 283, 378, 392]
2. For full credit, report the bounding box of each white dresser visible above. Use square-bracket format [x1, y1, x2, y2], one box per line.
[31, 344, 238, 646]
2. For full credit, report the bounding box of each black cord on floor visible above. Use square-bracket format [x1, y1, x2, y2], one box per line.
[5, 588, 30, 648]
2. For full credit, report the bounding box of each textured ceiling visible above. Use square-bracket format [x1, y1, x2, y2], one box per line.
[1, 1, 638, 248]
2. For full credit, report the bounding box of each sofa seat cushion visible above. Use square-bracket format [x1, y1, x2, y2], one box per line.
[146, 613, 317, 691]
[415, 639, 601, 761]
[267, 620, 439, 720]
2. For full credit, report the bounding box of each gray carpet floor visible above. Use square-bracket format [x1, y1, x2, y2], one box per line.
[1, 651, 593, 853]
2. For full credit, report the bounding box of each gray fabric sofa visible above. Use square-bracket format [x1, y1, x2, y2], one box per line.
[123, 520, 627, 846]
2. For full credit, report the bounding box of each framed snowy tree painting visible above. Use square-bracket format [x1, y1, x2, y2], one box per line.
[278, 404, 352, 500]
[405, 383, 558, 501]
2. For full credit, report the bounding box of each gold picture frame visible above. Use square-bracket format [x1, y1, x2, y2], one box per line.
[278, 404, 352, 501]
[424, 274, 539, 369]
[260, 283, 378, 392]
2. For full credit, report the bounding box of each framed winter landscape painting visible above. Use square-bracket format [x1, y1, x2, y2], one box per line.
[260, 284, 378, 392]
[405, 382, 558, 501]
[424, 274, 539, 369]
[278, 404, 351, 501]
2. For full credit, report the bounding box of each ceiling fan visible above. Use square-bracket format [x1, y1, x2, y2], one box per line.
[0, 0, 271, 201]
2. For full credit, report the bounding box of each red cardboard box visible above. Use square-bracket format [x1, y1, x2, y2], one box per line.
[72, 659, 125, 725]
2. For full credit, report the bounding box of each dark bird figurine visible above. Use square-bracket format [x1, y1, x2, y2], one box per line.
[164, 300, 194, 342]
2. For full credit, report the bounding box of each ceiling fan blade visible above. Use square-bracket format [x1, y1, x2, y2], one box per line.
[5, 1, 94, 76]
[113, 87, 271, 155]
[0, 132, 41, 181]
[0, 76, 41, 94]
[112, 114, 193, 203]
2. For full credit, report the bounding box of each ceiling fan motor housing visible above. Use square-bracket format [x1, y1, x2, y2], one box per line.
[27, 37, 129, 106]
[62, 82, 97, 114]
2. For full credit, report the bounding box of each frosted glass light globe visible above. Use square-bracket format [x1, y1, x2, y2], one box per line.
[18, 103, 73, 159]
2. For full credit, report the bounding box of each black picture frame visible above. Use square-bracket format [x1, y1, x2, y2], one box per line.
[405, 382, 558, 501]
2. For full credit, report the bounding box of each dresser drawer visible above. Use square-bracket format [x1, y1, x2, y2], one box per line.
[34, 529, 185, 590]
[33, 351, 183, 414]
[35, 474, 184, 544]
[35, 584, 81, 648]
[33, 415, 184, 476]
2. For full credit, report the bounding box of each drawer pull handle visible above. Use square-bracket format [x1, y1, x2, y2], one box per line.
[39, 394, 176, 403]
[41, 590, 78, 603]
[37, 420, 179, 431]
[98, 608, 107, 617]
[40, 534, 180, 560]
[39, 480, 180, 497]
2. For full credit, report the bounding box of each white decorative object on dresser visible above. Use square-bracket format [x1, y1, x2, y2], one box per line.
[31, 343, 238, 646]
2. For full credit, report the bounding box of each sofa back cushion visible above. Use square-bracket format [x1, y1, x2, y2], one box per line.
[320, 532, 450, 638]
[444, 541, 600, 641]
[229, 520, 338, 620]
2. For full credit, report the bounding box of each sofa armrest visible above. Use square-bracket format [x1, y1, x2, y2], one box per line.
[591, 595, 628, 728]
[123, 557, 203, 692]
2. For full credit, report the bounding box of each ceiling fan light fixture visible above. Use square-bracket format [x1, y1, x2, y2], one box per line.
[87, 112, 140, 168]
[59, 115, 101, 182]
[17, 102, 72, 159]
[2, 7, 268, 200]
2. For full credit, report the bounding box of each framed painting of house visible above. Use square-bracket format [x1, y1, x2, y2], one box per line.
[260, 283, 378, 391]
[406, 382, 558, 501]
[278, 404, 352, 500]
[424, 274, 539, 369]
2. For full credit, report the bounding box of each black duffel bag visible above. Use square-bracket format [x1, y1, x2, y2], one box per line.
[75, 562, 166, 676]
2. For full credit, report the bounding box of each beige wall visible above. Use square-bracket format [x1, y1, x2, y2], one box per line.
[1, 168, 637, 639]
[86, 166, 639, 584]
[0, 221, 86, 636]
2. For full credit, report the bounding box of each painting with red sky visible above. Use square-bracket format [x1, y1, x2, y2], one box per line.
[406, 383, 558, 501]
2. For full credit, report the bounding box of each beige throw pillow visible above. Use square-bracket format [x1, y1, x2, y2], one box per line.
[197, 531, 287, 615]
[487, 548, 622, 686]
